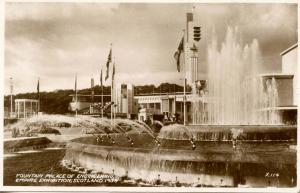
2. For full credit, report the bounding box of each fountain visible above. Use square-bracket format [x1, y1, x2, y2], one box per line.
[192, 27, 282, 125]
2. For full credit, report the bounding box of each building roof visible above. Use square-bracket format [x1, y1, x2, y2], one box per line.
[69, 94, 111, 97]
[258, 73, 294, 79]
[15, 99, 39, 102]
[280, 43, 298, 56]
[259, 106, 297, 111]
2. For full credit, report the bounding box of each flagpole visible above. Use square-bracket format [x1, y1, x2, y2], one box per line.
[113, 57, 116, 126]
[110, 44, 113, 129]
[183, 29, 187, 126]
[75, 73, 78, 117]
[101, 69, 104, 118]
[111, 86, 113, 128]
[37, 77, 40, 113]
[91, 77, 94, 126]
[101, 88, 103, 118]
[104, 43, 112, 128]
[111, 68, 113, 128]
[174, 83, 176, 119]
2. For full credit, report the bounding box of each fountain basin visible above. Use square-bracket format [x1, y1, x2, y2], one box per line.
[159, 124, 297, 141]
[65, 127, 296, 187]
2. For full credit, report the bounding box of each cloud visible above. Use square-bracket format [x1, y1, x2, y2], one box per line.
[4, 3, 297, 95]
[5, 3, 119, 21]
[193, 3, 297, 74]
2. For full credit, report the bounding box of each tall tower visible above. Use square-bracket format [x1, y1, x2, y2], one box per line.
[184, 11, 203, 125]
[115, 83, 135, 115]
[184, 12, 200, 93]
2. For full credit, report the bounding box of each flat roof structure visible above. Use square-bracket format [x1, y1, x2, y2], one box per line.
[280, 43, 298, 56]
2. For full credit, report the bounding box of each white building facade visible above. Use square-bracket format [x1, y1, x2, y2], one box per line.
[281, 44, 298, 106]
[115, 83, 138, 115]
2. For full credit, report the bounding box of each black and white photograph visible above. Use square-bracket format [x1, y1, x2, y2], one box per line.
[2, 1, 299, 191]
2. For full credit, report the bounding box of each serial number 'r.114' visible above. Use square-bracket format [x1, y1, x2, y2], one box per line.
[265, 172, 279, 177]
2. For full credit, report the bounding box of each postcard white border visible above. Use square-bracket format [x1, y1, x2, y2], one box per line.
[0, 0, 299, 192]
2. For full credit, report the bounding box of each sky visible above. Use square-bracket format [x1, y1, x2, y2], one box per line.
[4, 3, 298, 95]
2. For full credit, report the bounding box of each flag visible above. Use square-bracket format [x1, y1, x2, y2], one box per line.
[174, 37, 184, 72]
[91, 78, 94, 88]
[111, 63, 115, 87]
[74, 74, 77, 101]
[37, 78, 40, 100]
[100, 69, 103, 87]
[110, 63, 115, 119]
[187, 12, 193, 22]
[91, 78, 94, 103]
[105, 48, 112, 81]
[100, 68, 104, 111]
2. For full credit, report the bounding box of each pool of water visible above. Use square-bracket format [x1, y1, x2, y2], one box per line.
[66, 133, 296, 187]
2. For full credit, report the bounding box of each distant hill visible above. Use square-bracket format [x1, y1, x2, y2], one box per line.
[4, 83, 190, 115]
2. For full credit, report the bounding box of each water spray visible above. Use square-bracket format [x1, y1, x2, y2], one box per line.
[190, 137, 196, 150]
[126, 136, 134, 146]
[153, 137, 161, 147]
[231, 128, 243, 149]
